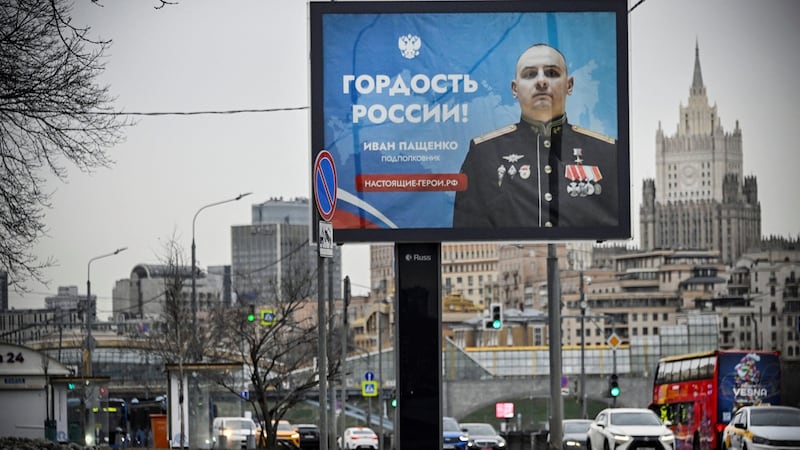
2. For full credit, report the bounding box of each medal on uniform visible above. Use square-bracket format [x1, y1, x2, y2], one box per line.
[499, 154, 523, 186]
[573, 148, 583, 164]
[508, 165, 517, 178]
[565, 148, 603, 197]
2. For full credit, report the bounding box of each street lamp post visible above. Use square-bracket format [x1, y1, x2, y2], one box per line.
[85, 247, 128, 377]
[190, 192, 252, 359]
[84, 246, 127, 447]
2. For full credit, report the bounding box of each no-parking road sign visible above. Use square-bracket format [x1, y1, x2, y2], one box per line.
[314, 150, 337, 222]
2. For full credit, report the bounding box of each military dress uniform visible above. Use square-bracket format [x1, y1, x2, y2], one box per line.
[452, 114, 618, 228]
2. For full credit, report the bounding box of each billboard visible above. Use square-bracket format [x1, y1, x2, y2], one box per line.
[310, 0, 630, 242]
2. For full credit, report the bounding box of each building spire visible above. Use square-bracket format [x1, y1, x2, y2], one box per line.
[691, 38, 706, 96]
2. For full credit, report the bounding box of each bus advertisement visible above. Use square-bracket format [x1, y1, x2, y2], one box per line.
[651, 350, 781, 450]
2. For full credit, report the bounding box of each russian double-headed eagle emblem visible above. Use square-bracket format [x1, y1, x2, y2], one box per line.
[398, 34, 421, 59]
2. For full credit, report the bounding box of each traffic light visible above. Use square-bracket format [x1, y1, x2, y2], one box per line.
[490, 303, 503, 329]
[390, 389, 397, 408]
[609, 374, 620, 398]
[67, 383, 76, 390]
[247, 304, 256, 322]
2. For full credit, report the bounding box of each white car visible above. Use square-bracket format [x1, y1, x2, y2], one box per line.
[338, 426, 379, 450]
[722, 406, 800, 450]
[587, 408, 674, 450]
[211, 417, 257, 449]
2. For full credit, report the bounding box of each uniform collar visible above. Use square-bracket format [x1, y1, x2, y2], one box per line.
[520, 114, 567, 137]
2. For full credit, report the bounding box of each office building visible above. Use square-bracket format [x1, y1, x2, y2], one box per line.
[231, 197, 341, 303]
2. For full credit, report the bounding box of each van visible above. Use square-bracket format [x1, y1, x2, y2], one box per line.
[211, 417, 257, 449]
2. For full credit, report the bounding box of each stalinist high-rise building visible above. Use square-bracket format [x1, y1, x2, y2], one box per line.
[639, 43, 761, 265]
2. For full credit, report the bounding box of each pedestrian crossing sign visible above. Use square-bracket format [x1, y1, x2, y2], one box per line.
[260, 309, 276, 326]
[361, 380, 378, 397]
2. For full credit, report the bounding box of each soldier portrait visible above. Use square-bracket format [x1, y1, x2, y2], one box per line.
[452, 43, 619, 229]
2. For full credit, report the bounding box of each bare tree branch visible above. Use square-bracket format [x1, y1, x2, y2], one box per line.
[0, 0, 131, 290]
[207, 240, 334, 449]
[145, 235, 192, 446]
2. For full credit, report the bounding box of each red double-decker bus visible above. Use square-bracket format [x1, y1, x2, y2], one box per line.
[651, 350, 781, 450]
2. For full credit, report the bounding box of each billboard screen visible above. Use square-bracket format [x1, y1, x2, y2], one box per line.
[310, 0, 630, 243]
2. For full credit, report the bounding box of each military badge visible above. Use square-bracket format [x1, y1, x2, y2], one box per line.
[508, 165, 517, 178]
[497, 165, 506, 187]
[519, 165, 531, 180]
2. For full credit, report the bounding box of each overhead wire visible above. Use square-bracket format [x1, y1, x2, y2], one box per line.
[13, 1, 647, 119]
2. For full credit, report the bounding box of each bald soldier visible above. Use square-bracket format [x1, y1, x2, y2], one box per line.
[452, 44, 618, 228]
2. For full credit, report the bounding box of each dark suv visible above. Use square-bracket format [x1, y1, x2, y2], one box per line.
[295, 424, 321, 449]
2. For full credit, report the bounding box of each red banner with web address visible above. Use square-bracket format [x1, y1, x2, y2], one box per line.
[355, 174, 467, 192]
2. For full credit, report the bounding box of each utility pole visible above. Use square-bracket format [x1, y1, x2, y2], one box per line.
[579, 272, 587, 419]
[341, 277, 350, 439]
[546, 244, 563, 450]
[377, 302, 384, 450]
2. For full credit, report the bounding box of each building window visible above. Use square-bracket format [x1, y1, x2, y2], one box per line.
[643, 328, 649, 336]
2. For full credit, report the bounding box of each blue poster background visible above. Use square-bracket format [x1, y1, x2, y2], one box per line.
[321, 11, 618, 229]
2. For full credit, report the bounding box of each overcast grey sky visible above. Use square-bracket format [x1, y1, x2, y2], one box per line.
[9, 0, 800, 317]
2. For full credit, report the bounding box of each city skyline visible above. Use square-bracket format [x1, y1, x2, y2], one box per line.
[8, 0, 800, 314]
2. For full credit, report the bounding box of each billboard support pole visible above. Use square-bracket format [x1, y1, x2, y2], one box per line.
[395, 243, 442, 450]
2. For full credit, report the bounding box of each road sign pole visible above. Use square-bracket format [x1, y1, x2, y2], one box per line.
[313, 150, 337, 450]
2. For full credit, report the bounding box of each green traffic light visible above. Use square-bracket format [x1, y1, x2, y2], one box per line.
[492, 320, 501, 329]
[67, 383, 75, 390]
[247, 313, 256, 322]
[609, 374, 620, 397]
[391, 398, 397, 408]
